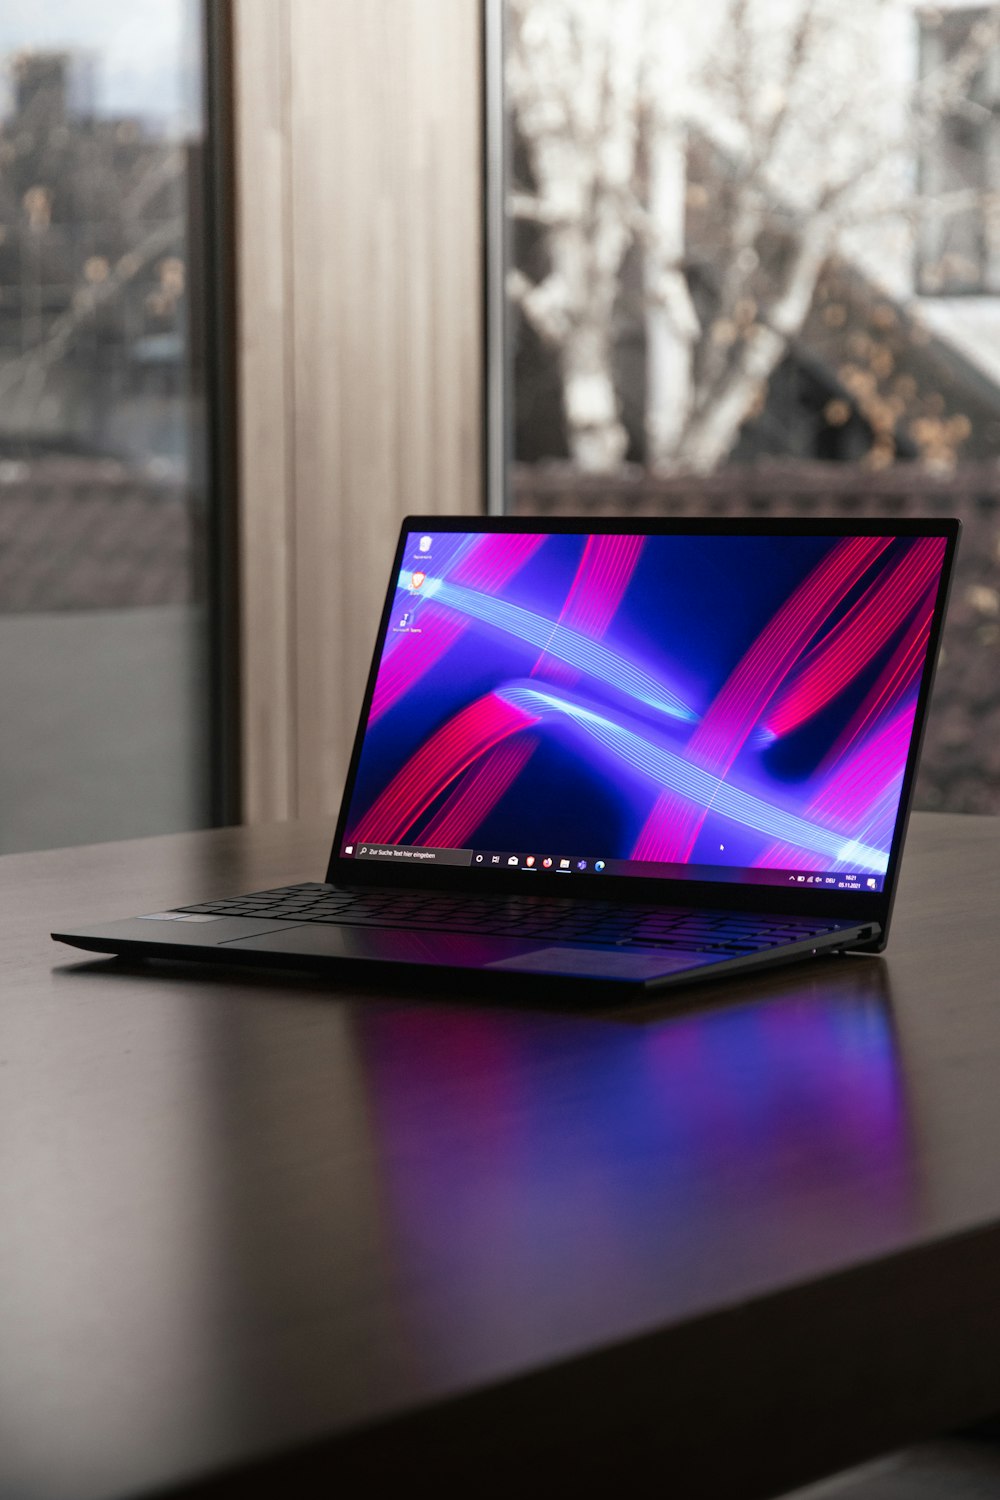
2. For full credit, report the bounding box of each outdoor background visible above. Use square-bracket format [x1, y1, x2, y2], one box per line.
[504, 0, 1000, 814]
[0, 0, 211, 853]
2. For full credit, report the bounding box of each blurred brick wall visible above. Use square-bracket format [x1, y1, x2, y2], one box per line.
[0, 457, 201, 612]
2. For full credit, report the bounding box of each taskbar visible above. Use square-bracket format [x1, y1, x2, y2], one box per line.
[341, 841, 885, 893]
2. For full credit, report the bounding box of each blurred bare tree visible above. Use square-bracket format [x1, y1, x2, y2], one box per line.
[0, 50, 187, 451]
[507, 0, 1000, 474]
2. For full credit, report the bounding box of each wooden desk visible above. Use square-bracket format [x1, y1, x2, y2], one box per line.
[3, 813, 1000, 1499]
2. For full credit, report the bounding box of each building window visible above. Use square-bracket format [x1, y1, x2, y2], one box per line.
[917, 6, 1000, 295]
[0, 1, 225, 852]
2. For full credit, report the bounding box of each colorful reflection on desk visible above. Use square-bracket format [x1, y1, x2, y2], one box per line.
[355, 965, 916, 1380]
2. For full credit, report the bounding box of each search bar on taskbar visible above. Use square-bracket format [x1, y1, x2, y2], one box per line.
[354, 844, 473, 867]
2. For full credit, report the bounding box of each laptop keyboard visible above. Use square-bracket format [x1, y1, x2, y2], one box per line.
[176, 884, 842, 956]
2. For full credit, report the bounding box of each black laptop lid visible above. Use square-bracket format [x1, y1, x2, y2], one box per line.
[329, 517, 958, 926]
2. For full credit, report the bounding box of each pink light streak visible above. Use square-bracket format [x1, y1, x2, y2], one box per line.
[452, 533, 546, 590]
[419, 736, 538, 850]
[407, 535, 644, 846]
[765, 537, 947, 737]
[755, 701, 917, 870]
[533, 534, 645, 685]
[632, 535, 894, 864]
[370, 611, 465, 722]
[369, 533, 547, 724]
[350, 693, 539, 846]
[819, 593, 936, 775]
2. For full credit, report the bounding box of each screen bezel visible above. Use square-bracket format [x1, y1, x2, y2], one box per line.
[326, 513, 960, 938]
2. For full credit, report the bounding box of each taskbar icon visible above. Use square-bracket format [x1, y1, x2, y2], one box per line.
[472, 850, 609, 874]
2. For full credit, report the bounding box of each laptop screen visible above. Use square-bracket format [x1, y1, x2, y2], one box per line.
[340, 526, 950, 894]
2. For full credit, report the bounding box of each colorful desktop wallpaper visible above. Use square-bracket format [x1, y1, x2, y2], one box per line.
[343, 530, 948, 886]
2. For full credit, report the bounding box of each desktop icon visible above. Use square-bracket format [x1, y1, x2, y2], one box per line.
[411, 571, 426, 589]
[419, 535, 432, 552]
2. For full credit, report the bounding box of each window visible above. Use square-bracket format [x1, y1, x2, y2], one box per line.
[917, 6, 1000, 295]
[0, 0, 225, 852]
[488, 0, 1000, 817]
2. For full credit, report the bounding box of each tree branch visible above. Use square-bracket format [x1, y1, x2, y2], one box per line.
[0, 217, 182, 404]
[506, 267, 571, 345]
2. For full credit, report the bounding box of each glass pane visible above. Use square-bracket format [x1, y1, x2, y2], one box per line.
[496, 0, 1000, 815]
[0, 0, 213, 852]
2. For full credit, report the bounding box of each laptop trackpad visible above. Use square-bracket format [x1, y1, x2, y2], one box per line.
[222, 923, 711, 980]
[485, 945, 713, 979]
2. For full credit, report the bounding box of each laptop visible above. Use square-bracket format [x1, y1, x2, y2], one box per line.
[54, 514, 959, 994]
